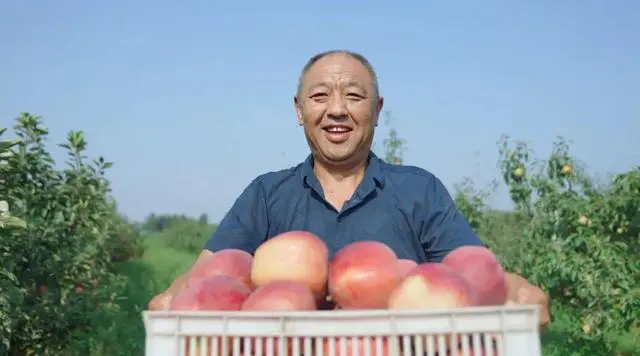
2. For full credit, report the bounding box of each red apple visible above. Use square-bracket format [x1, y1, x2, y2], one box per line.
[388, 262, 477, 310]
[388, 263, 478, 354]
[169, 274, 251, 311]
[251, 231, 329, 300]
[242, 281, 316, 356]
[442, 246, 508, 306]
[397, 259, 418, 276]
[188, 249, 254, 289]
[170, 275, 251, 356]
[241, 280, 316, 311]
[328, 241, 401, 309]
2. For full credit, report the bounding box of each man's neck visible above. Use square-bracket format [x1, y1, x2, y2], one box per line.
[312, 156, 368, 191]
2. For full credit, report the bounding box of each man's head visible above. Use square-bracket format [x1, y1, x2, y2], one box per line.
[294, 50, 384, 168]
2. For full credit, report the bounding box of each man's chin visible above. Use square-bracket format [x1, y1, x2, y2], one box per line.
[320, 150, 354, 162]
[315, 149, 366, 166]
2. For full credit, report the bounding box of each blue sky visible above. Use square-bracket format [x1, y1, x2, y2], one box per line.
[1, 1, 638, 222]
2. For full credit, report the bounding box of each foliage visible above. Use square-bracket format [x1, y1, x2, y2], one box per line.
[0, 128, 27, 355]
[105, 211, 145, 263]
[0, 113, 142, 355]
[140, 212, 209, 235]
[453, 178, 498, 233]
[375, 111, 406, 165]
[62, 259, 158, 356]
[153, 218, 217, 254]
[491, 135, 640, 355]
[380, 111, 407, 165]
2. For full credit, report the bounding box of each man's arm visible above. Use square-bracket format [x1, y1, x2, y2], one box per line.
[505, 272, 551, 330]
[203, 176, 269, 253]
[418, 175, 484, 263]
[148, 177, 269, 310]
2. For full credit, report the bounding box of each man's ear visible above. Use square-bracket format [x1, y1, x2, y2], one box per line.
[374, 96, 384, 127]
[294, 96, 303, 126]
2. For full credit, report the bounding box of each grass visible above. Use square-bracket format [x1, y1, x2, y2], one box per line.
[65, 238, 196, 356]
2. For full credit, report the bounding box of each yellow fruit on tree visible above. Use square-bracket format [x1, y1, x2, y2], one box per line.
[561, 164, 572, 175]
[513, 167, 524, 178]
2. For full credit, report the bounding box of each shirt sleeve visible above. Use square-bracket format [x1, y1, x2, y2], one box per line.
[203, 177, 269, 254]
[419, 175, 484, 262]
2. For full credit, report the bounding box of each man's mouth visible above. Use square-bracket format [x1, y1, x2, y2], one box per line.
[322, 125, 353, 134]
[322, 125, 353, 143]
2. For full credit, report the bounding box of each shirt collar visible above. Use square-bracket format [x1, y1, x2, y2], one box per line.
[300, 151, 386, 190]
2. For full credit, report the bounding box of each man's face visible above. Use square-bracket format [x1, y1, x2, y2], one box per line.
[295, 54, 384, 166]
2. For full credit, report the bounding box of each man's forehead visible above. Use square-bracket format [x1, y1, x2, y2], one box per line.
[307, 54, 368, 75]
[303, 54, 372, 86]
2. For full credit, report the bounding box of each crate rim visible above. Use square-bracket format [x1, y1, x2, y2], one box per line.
[143, 304, 540, 320]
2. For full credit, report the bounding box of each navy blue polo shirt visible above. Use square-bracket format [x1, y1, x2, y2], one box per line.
[204, 152, 483, 262]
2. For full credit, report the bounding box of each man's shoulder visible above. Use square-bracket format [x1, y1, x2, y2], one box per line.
[379, 159, 441, 187]
[378, 160, 453, 213]
[251, 162, 305, 194]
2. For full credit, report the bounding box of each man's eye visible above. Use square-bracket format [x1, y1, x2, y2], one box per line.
[310, 93, 329, 101]
[346, 93, 363, 99]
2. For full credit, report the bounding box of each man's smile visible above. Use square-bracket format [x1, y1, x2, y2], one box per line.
[322, 125, 353, 143]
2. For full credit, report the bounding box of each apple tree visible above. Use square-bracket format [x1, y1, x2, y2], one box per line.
[0, 113, 133, 354]
[496, 135, 640, 355]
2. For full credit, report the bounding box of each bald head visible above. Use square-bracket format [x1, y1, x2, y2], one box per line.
[296, 50, 380, 98]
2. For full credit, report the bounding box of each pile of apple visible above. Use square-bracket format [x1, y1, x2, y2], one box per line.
[168, 230, 508, 355]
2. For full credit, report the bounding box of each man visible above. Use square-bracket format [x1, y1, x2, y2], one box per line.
[148, 49, 550, 330]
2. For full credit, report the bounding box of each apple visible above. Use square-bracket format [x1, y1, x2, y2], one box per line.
[39, 284, 48, 296]
[513, 167, 524, 178]
[170, 274, 251, 311]
[170, 275, 251, 356]
[241, 280, 316, 311]
[442, 246, 508, 306]
[388, 262, 477, 309]
[388, 263, 478, 354]
[397, 259, 418, 276]
[189, 249, 254, 289]
[328, 241, 401, 309]
[251, 231, 329, 300]
[241, 281, 316, 356]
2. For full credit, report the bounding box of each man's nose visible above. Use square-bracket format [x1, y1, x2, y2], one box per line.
[326, 94, 348, 120]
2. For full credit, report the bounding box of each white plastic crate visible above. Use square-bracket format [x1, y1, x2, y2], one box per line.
[143, 305, 542, 356]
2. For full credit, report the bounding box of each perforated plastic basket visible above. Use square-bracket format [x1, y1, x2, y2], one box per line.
[143, 305, 542, 356]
